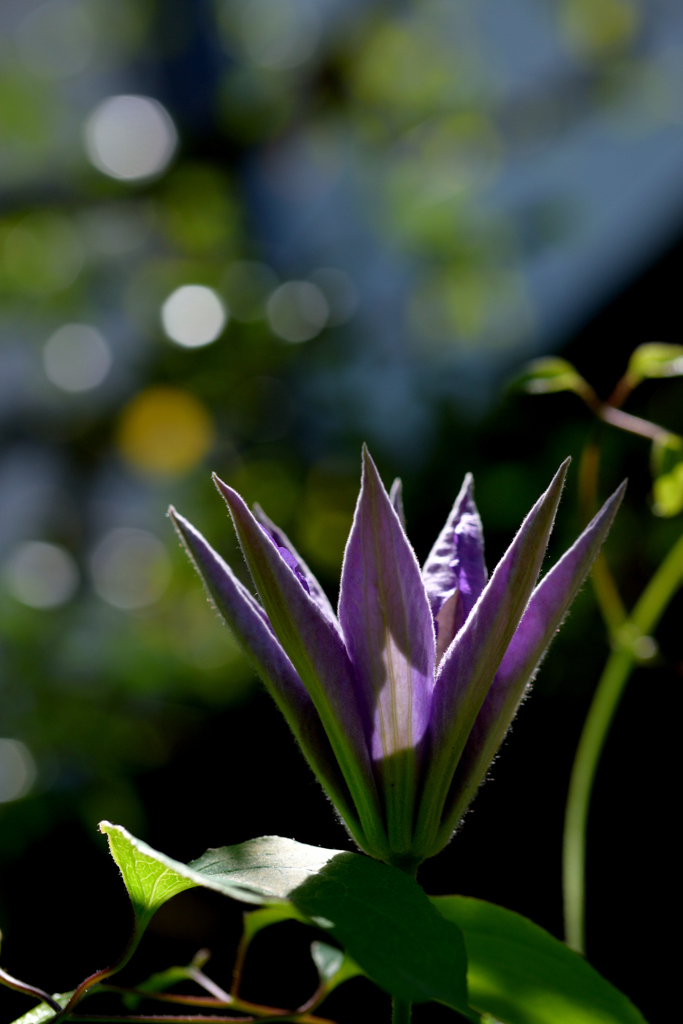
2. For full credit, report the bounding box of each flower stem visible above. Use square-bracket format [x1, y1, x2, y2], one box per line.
[562, 646, 633, 953]
[392, 996, 412, 1023]
[563, 530, 683, 953]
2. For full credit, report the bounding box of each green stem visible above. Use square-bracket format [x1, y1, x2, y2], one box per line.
[562, 647, 633, 954]
[629, 530, 683, 636]
[391, 997, 412, 1023]
[0, 967, 63, 1013]
[563, 531, 683, 954]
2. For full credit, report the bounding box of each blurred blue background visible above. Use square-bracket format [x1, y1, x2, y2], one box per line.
[0, 2, 680, 1021]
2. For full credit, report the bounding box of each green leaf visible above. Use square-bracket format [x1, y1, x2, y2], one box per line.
[242, 902, 307, 943]
[311, 940, 345, 982]
[102, 825, 469, 1012]
[10, 992, 72, 1024]
[100, 822, 344, 925]
[651, 434, 683, 517]
[514, 358, 589, 396]
[123, 952, 210, 1011]
[290, 852, 470, 1012]
[123, 965, 190, 1010]
[101, 822, 198, 930]
[432, 896, 647, 1024]
[311, 940, 363, 994]
[627, 343, 683, 385]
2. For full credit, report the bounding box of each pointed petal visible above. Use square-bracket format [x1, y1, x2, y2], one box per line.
[212, 475, 388, 859]
[169, 507, 364, 841]
[422, 474, 487, 650]
[431, 480, 626, 849]
[389, 477, 406, 528]
[338, 447, 435, 854]
[252, 502, 338, 625]
[414, 458, 570, 854]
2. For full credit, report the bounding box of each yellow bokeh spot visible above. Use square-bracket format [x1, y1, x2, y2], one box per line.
[117, 386, 214, 477]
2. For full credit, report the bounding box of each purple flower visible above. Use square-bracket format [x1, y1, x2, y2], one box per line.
[170, 448, 624, 870]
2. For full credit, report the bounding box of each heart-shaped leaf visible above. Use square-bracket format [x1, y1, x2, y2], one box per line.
[100, 821, 343, 928]
[102, 825, 642, 1021]
[432, 895, 647, 1024]
[101, 823, 468, 1012]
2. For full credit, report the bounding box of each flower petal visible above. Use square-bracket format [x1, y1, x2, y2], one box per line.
[432, 480, 626, 848]
[338, 447, 435, 855]
[422, 473, 487, 657]
[414, 458, 570, 855]
[252, 502, 338, 625]
[169, 507, 364, 840]
[212, 475, 388, 859]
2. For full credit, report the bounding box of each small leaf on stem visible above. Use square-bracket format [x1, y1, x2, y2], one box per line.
[514, 357, 594, 401]
[627, 343, 683, 385]
[101, 822, 345, 912]
[651, 433, 683, 517]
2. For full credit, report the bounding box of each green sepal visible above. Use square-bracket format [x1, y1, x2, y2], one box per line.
[432, 896, 647, 1024]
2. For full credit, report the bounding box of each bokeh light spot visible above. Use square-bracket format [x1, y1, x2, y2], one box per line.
[84, 95, 178, 182]
[117, 386, 214, 477]
[161, 285, 227, 348]
[4, 541, 79, 609]
[43, 323, 112, 392]
[239, 0, 321, 70]
[0, 740, 37, 803]
[90, 528, 171, 609]
[266, 280, 328, 342]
